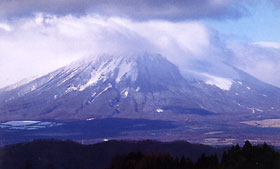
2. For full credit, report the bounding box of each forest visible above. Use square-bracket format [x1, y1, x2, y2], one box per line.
[0, 140, 279, 169]
[109, 141, 280, 169]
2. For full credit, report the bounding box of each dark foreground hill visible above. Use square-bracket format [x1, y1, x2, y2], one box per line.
[0, 139, 224, 169]
[0, 140, 279, 169]
[109, 141, 280, 169]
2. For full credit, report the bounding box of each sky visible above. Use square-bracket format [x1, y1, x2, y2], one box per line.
[0, 0, 279, 88]
[204, 0, 280, 42]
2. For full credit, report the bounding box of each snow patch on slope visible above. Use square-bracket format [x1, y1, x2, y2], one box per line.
[203, 73, 232, 91]
[58, 69, 79, 85]
[116, 60, 138, 83]
[96, 83, 112, 97]
[78, 56, 138, 91]
[79, 58, 120, 91]
[237, 81, 243, 85]
[66, 85, 78, 93]
[156, 109, 163, 113]
[121, 88, 129, 98]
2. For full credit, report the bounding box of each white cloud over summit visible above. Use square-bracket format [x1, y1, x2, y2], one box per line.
[0, 14, 215, 88]
[0, 13, 279, 88]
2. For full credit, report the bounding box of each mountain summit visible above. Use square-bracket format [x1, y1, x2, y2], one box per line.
[0, 53, 279, 121]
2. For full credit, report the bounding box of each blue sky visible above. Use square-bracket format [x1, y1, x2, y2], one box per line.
[204, 0, 280, 43]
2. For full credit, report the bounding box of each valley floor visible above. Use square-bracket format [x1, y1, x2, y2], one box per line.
[1, 117, 280, 147]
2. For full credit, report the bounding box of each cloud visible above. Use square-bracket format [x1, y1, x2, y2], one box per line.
[0, 14, 235, 88]
[0, 14, 279, 89]
[253, 42, 280, 49]
[229, 42, 280, 87]
[116, 18, 239, 78]
[271, 0, 280, 7]
[0, 0, 253, 20]
[0, 23, 12, 31]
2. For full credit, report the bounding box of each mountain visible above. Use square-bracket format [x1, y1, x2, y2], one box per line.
[0, 52, 280, 121]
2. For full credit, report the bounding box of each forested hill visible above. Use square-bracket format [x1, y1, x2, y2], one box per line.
[0, 139, 223, 169]
[109, 141, 280, 169]
[0, 139, 279, 169]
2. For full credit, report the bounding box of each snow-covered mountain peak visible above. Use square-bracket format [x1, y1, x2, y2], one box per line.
[26, 53, 170, 93]
[1, 52, 280, 121]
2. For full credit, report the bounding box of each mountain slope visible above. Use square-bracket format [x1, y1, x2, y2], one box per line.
[0, 53, 279, 121]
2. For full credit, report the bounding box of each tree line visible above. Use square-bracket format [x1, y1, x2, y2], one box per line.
[108, 141, 280, 169]
[1, 140, 280, 169]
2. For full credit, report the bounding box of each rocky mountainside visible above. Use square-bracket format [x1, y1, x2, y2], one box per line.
[0, 53, 279, 120]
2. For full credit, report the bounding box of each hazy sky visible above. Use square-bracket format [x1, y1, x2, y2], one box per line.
[0, 0, 279, 88]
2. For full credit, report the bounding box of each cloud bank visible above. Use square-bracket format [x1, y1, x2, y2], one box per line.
[0, 13, 279, 89]
[0, 14, 235, 88]
[230, 42, 280, 87]
[0, 0, 253, 20]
